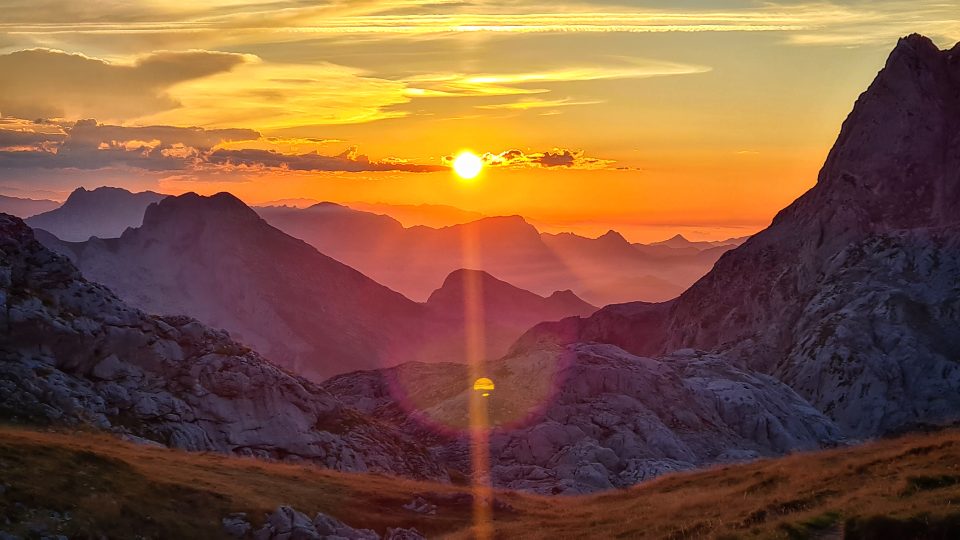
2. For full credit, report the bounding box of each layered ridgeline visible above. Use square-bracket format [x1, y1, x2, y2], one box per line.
[36, 192, 429, 381]
[26, 185, 743, 307]
[259, 203, 742, 305]
[515, 34, 960, 437]
[26, 186, 166, 241]
[0, 194, 59, 218]
[1, 212, 843, 495]
[0, 214, 444, 480]
[36, 194, 597, 379]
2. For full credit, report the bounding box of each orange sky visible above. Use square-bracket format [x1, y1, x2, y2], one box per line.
[0, 1, 958, 241]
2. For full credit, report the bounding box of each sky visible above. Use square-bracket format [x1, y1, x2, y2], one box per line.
[0, 1, 958, 241]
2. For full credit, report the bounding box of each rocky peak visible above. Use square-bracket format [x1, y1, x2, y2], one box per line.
[426, 269, 539, 309]
[596, 229, 629, 245]
[137, 192, 265, 238]
[771, 33, 960, 248]
[656, 234, 688, 246]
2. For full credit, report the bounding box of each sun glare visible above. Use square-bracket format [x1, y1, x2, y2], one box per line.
[453, 151, 483, 180]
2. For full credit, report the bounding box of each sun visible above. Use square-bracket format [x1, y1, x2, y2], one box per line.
[452, 151, 483, 180]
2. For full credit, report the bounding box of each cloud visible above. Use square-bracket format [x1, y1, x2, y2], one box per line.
[0, 118, 67, 149]
[204, 147, 446, 173]
[475, 97, 603, 111]
[0, 48, 248, 121]
[139, 59, 413, 129]
[444, 148, 615, 170]
[404, 61, 710, 97]
[0, 118, 442, 173]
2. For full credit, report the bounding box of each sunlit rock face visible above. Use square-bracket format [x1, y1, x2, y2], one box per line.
[515, 35, 960, 437]
[0, 213, 446, 481]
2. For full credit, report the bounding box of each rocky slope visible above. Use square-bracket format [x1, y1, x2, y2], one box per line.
[0, 213, 445, 480]
[26, 186, 165, 241]
[325, 343, 844, 494]
[514, 34, 960, 437]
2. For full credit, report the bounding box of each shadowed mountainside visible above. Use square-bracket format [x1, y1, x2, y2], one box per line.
[514, 34, 960, 438]
[0, 213, 445, 480]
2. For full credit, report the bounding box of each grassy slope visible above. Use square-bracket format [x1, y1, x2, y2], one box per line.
[1, 426, 959, 539]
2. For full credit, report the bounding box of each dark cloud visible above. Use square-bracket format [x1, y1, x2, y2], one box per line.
[0, 128, 67, 148]
[207, 146, 446, 173]
[66, 120, 259, 151]
[444, 148, 614, 169]
[0, 119, 443, 173]
[0, 48, 247, 120]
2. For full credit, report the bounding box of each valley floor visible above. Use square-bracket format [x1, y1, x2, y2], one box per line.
[1, 425, 959, 539]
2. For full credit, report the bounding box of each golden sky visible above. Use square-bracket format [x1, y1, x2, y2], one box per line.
[0, 1, 958, 240]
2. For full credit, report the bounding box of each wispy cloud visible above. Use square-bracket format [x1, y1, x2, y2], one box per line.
[404, 61, 710, 97]
[475, 97, 603, 111]
[3, 1, 954, 43]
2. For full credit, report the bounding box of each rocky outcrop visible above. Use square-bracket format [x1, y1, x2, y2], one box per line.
[326, 343, 844, 494]
[0, 213, 445, 480]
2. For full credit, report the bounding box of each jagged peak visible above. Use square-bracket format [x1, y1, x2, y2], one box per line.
[597, 229, 629, 244]
[60, 186, 166, 208]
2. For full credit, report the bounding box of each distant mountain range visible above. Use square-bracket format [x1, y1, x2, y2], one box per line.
[26, 186, 166, 241]
[258, 203, 744, 305]
[0, 193, 59, 218]
[36, 193, 597, 380]
[22, 185, 745, 306]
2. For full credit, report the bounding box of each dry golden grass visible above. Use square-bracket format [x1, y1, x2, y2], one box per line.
[1, 425, 959, 539]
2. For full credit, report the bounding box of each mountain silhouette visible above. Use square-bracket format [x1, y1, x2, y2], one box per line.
[26, 186, 165, 241]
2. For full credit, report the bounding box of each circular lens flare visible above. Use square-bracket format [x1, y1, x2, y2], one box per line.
[453, 151, 483, 180]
